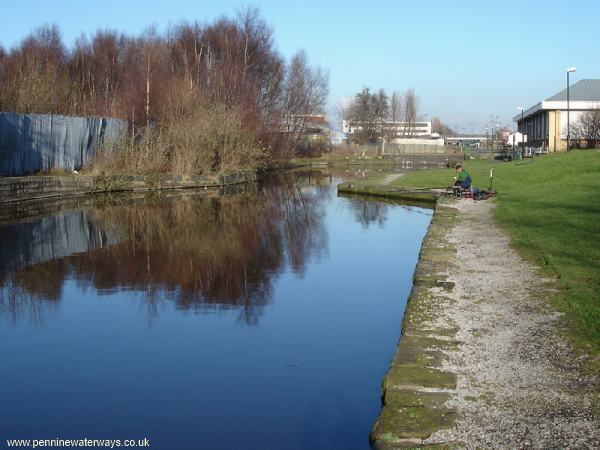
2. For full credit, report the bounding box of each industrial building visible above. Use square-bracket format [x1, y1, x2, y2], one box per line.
[342, 120, 432, 139]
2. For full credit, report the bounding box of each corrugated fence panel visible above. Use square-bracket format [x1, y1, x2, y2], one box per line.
[0, 112, 127, 176]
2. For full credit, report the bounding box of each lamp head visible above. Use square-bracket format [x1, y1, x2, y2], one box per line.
[517, 106, 524, 111]
[566, 67, 577, 73]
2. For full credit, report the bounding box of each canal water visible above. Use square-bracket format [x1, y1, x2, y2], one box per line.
[0, 170, 432, 450]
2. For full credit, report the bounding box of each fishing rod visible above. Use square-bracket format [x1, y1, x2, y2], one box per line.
[398, 168, 505, 194]
[405, 186, 449, 190]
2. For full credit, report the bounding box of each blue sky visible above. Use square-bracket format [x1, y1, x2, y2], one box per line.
[1, 0, 598, 132]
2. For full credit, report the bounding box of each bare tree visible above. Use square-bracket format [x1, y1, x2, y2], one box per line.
[283, 52, 328, 129]
[0, 45, 6, 110]
[374, 89, 389, 122]
[574, 110, 600, 148]
[5, 25, 68, 114]
[390, 91, 403, 123]
[282, 51, 310, 136]
[344, 87, 389, 143]
[431, 117, 455, 136]
[280, 50, 329, 155]
[403, 88, 419, 136]
[345, 87, 373, 143]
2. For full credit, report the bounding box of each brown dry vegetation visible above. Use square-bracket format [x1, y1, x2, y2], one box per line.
[89, 92, 265, 174]
[0, 9, 329, 173]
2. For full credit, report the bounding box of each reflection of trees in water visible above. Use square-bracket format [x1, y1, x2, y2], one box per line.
[0, 171, 332, 325]
[0, 263, 64, 325]
[261, 171, 330, 277]
[342, 195, 433, 230]
[344, 198, 391, 229]
[70, 195, 284, 325]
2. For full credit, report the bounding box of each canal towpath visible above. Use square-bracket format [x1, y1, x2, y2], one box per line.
[340, 175, 600, 448]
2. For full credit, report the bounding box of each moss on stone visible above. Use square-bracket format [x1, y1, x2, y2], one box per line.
[384, 364, 457, 390]
[394, 335, 459, 356]
[391, 342, 445, 368]
[371, 404, 457, 442]
[419, 253, 456, 263]
[384, 389, 452, 409]
[402, 327, 459, 339]
[412, 278, 455, 291]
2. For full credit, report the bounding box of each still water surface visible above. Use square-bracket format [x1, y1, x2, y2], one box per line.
[0, 170, 432, 450]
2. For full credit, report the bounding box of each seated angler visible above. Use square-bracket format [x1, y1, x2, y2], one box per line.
[453, 164, 472, 190]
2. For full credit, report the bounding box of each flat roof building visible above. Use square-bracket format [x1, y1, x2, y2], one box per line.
[513, 79, 600, 152]
[342, 120, 433, 139]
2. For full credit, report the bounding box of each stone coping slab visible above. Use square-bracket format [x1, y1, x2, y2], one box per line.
[368, 201, 460, 448]
[0, 171, 257, 204]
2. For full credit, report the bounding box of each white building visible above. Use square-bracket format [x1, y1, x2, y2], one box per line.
[513, 79, 600, 151]
[330, 130, 345, 145]
[342, 120, 433, 138]
[506, 131, 526, 147]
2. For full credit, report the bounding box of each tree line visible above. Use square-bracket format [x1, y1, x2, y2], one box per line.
[575, 111, 600, 147]
[0, 9, 329, 172]
[342, 87, 454, 143]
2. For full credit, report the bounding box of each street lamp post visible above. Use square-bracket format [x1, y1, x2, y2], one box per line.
[566, 67, 576, 151]
[517, 107, 524, 154]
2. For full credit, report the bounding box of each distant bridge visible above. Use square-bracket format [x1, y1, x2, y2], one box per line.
[445, 136, 488, 143]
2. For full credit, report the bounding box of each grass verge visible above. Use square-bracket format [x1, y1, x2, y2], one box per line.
[389, 151, 600, 358]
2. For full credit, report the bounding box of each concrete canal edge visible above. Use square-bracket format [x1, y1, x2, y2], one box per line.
[337, 182, 460, 449]
[372, 201, 460, 449]
[0, 171, 258, 204]
[337, 182, 440, 205]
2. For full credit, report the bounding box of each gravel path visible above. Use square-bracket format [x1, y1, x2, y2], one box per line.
[426, 200, 600, 449]
[381, 173, 403, 185]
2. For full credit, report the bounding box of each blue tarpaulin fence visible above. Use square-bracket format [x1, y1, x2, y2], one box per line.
[0, 112, 127, 176]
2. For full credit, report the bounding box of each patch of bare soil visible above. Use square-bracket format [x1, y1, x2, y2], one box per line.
[382, 173, 403, 185]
